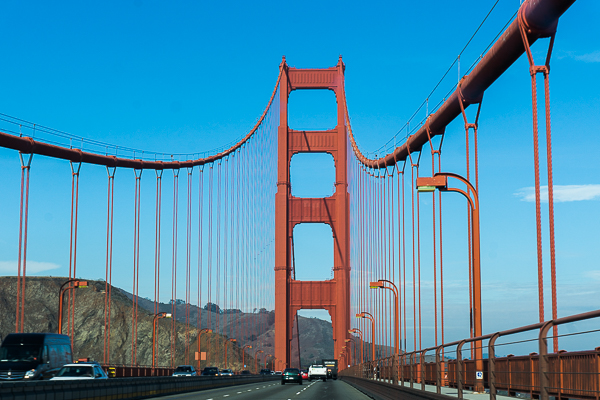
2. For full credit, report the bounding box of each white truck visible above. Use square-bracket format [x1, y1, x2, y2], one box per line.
[308, 364, 327, 381]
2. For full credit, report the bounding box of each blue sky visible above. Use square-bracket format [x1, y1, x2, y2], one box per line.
[1, 0, 599, 353]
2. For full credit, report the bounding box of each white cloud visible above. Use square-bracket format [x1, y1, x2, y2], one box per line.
[0, 260, 61, 275]
[558, 50, 600, 63]
[584, 270, 600, 282]
[514, 184, 600, 203]
[574, 51, 600, 63]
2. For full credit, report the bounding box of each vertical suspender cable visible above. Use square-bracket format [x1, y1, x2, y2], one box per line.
[416, 163, 422, 352]
[431, 151, 438, 347]
[185, 167, 193, 365]
[171, 168, 180, 368]
[518, 14, 559, 350]
[197, 166, 204, 370]
[216, 161, 222, 363]
[131, 169, 142, 366]
[437, 153, 445, 351]
[154, 169, 163, 366]
[104, 167, 116, 364]
[410, 161, 417, 352]
[222, 158, 228, 367]
[68, 161, 81, 340]
[208, 165, 214, 364]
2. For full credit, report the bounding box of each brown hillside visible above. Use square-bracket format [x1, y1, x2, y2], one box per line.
[0, 277, 337, 370]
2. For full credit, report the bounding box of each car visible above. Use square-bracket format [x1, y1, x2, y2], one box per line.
[281, 368, 302, 385]
[308, 364, 327, 381]
[275, 370, 282, 375]
[239, 370, 251, 375]
[259, 368, 272, 375]
[172, 365, 197, 377]
[220, 368, 233, 376]
[50, 362, 108, 380]
[201, 366, 220, 376]
[300, 370, 308, 379]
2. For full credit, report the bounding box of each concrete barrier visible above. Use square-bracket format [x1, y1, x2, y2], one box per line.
[0, 375, 279, 400]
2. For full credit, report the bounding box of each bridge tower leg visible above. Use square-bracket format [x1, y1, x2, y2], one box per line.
[274, 57, 350, 370]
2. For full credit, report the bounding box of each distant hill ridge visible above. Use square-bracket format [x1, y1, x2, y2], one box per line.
[0, 276, 334, 369]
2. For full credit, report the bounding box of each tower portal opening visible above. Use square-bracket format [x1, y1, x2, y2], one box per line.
[288, 89, 337, 131]
[290, 152, 335, 198]
[292, 223, 333, 282]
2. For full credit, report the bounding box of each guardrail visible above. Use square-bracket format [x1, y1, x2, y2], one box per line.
[0, 374, 279, 400]
[101, 365, 175, 377]
[340, 309, 600, 400]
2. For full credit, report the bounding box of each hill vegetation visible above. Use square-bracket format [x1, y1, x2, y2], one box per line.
[0, 276, 334, 370]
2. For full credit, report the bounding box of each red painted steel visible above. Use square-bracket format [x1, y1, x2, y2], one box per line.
[518, 6, 560, 353]
[274, 56, 350, 369]
[346, 0, 576, 168]
[0, 72, 282, 168]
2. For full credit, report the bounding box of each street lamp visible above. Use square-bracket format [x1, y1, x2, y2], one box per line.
[369, 279, 399, 356]
[349, 328, 364, 364]
[254, 349, 264, 373]
[225, 338, 236, 369]
[241, 345, 252, 370]
[152, 312, 172, 371]
[266, 354, 273, 370]
[197, 328, 212, 370]
[416, 172, 483, 391]
[341, 345, 347, 367]
[58, 279, 88, 335]
[356, 312, 376, 361]
[345, 339, 354, 366]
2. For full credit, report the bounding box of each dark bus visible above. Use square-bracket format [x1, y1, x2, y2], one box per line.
[0, 333, 72, 380]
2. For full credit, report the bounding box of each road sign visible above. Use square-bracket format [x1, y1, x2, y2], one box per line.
[476, 371, 483, 380]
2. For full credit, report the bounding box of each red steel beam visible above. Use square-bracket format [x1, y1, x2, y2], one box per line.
[349, 0, 576, 168]
[0, 71, 282, 169]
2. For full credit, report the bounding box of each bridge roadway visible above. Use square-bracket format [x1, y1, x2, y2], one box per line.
[153, 379, 372, 400]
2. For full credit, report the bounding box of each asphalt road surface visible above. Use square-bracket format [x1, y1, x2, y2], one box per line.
[153, 379, 372, 400]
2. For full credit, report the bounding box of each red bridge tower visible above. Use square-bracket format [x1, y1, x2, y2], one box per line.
[274, 57, 350, 369]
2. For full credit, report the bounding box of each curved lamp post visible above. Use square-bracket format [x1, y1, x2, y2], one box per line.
[369, 279, 400, 357]
[417, 172, 483, 391]
[58, 279, 88, 335]
[225, 338, 236, 369]
[197, 328, 212, 370]
[340, 346, 347, 369]
[241, 344, 252, 370]
[152, 312, 172, 372]
[266, 353, 274, 370]
[349, 328, 364, 364]
[356, 312, 376, 361]
[345, 339, 354, 366]
[254, 349, 264, 373]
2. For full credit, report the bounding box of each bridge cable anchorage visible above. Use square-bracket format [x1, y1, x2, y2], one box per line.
[15, 152, 33, 333]
[518, 4, 559, 353]
[104, 166, 116, 365]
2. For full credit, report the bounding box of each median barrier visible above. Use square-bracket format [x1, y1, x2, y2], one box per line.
[0, 374, 279, 400]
